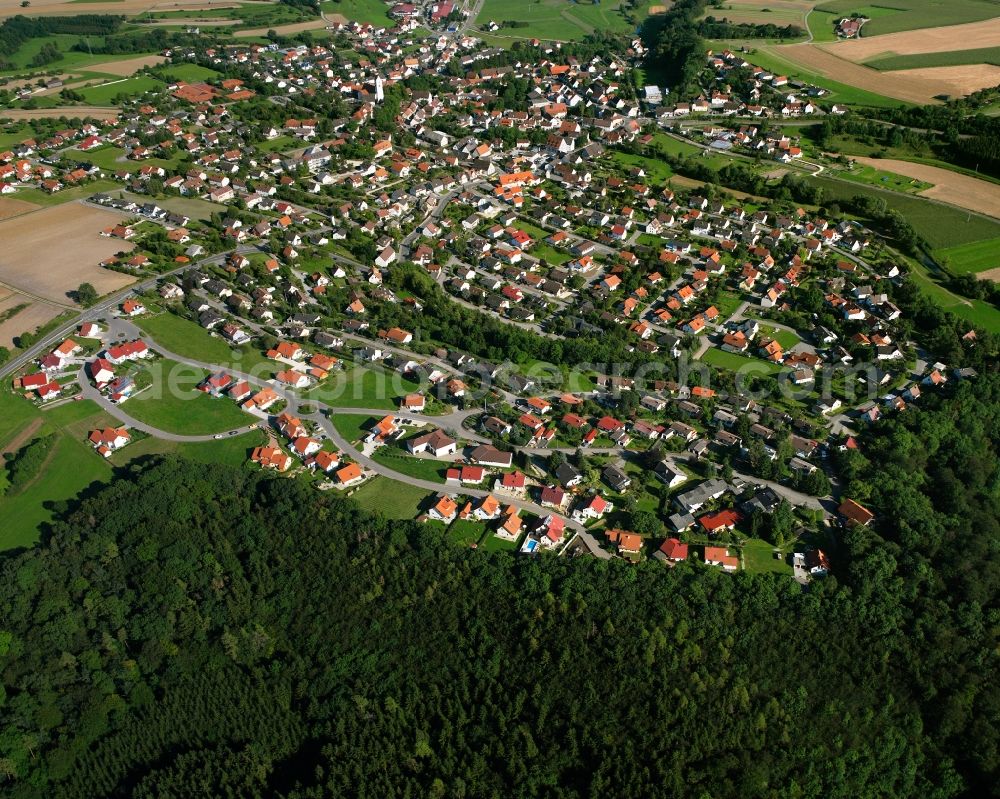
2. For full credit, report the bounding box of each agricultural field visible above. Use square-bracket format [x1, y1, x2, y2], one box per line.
[821, 15, 1000, 61]
[814, 0, 999, 37]
[764, 42, 966, 104]
[807, 174, 1000, 249]
[125, 358, 254, 435]
[699, 0, 812, 28]
[865, 46, 1000, 70]
[476, 0, 653, 41]
[937, 239, 1000, 276]
[740, 45, 911, 106]
[0, 202, 136, 302]
[849, 156, 1000, 220]
[0, 290, 64, 348]
[0, 197, 41, 220]
[146, 1, 315, 30]
[0, 0, 245, 18]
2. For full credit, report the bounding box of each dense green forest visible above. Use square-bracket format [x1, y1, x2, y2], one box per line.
[0, 372, 996, 797]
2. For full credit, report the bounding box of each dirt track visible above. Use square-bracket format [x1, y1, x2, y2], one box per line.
[852, 156, 1000, 220]
[821, 17, 1000, 62]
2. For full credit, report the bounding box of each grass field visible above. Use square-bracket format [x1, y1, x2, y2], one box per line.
[611, 151, 675, 183]
[814, 0, 999, 36]
[447, 519, 488, 548]
[372, 446, 448, 483]
[79, 75, 163, 105]
[0, 394, 116, 550]
[125, 358, 253, 435]
[65, 144, 187, 174]
[835, 163, 933, 193]
[702, 346, 785, 374]
[938, 239, 1000, 275]
[320, 0, 395, 26]
[154, 63, 222, 82]
[902, 254, 1000, 331]
[13, 178, 120, 207]
[309, 365, 420, 410]
[805, 175, 1000, 249]
[349, 475, 432, 518]
[476, 0, 651, 40]
[0, 35, 146, 75]
[137, 312, 247, 362]
[110, 428, 266, 469]
[807, 8, 842, 42]
[865, 46, 1000, 70]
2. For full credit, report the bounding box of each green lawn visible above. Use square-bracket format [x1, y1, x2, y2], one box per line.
[902, 254, 1000, 333]
[308, 365, 420, 410]
[741, 537, 792, 575]
[756, 323, 800, 349]
[938, 239, 1000, 276]
[372, 446, 448, 483]
[349, 475, 433, 519]
[65, 145, 187, 174]
[702, 346, 784, 375]
[330, 412, 378, 443]
[124, 358, 254, 435]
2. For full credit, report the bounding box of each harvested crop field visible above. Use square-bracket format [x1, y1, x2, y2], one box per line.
[235, 19, 332, 37]
[822, 17, 1000, 62]
[769, 43, 962, 102]
[0, 197, 41, 220]
[0, 107, 119, 121]
[891, 64, 1000, 96]
[86, 55, 168, 77]
[976, 267, 1000, 283]
[699, 0, 810, 26]
[0, 297, 62, 348]
[0, 203, 136, 303]
[852, 156, 1000, 220]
